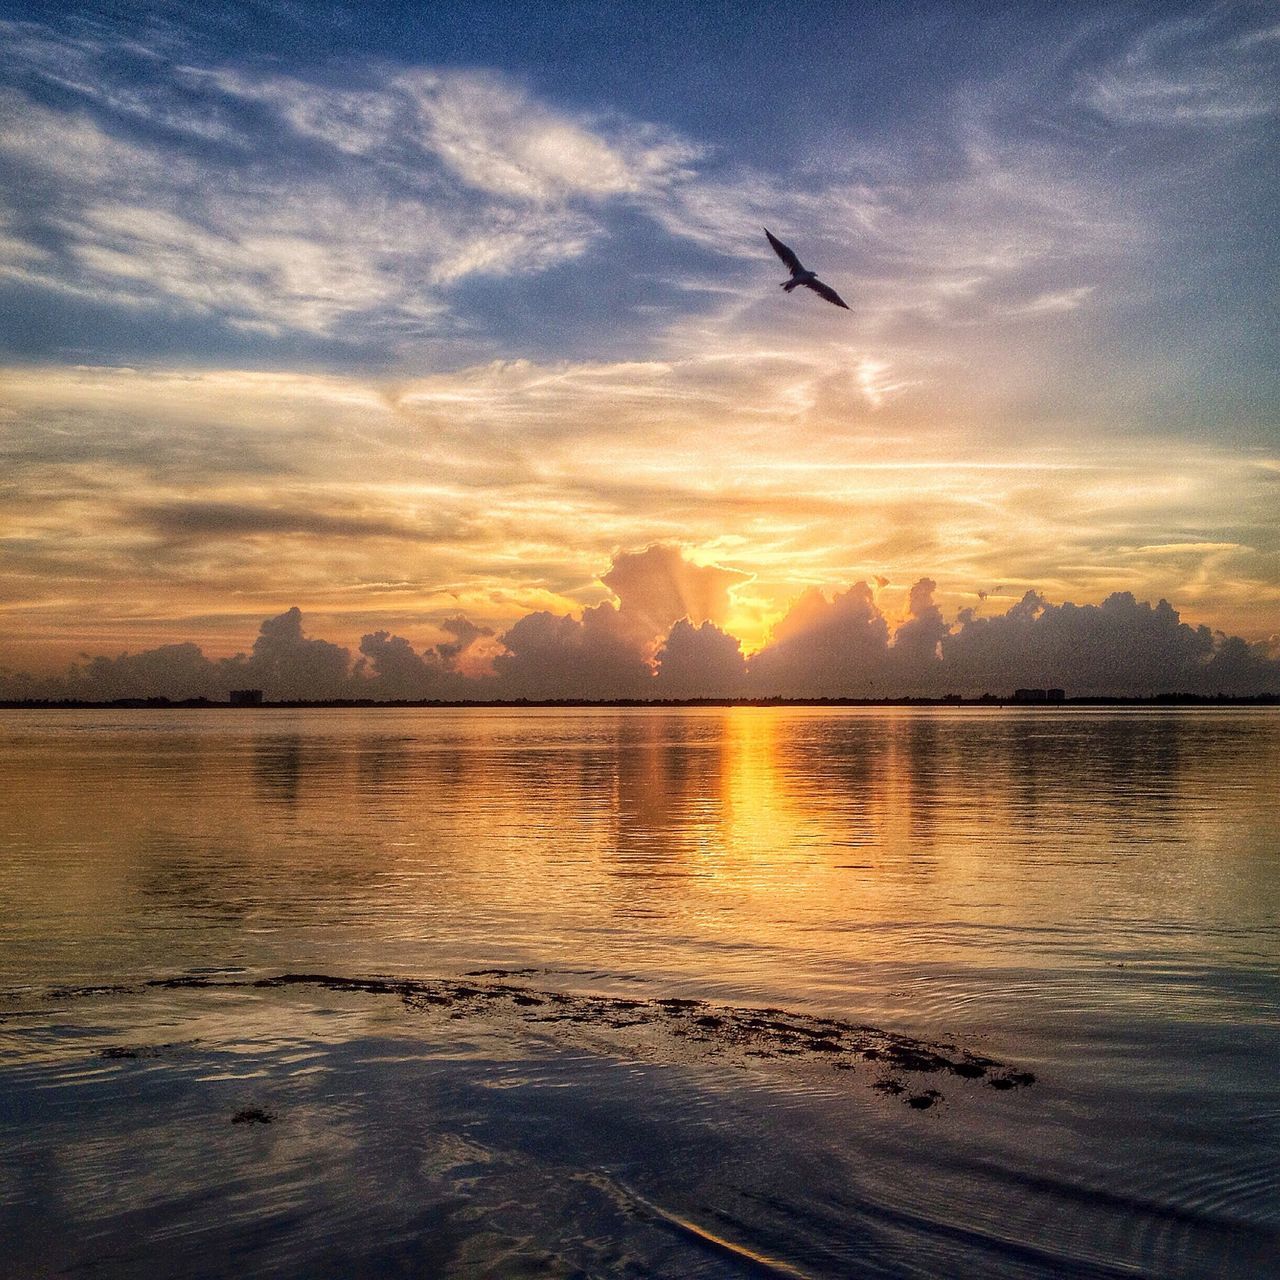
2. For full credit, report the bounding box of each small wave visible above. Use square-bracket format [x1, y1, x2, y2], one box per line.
[611, 1181, 815, 1279]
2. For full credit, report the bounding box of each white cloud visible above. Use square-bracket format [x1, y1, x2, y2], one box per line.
[0, 49, 695, 340]
[396, 69, 697, 202]
[1078, 8, 1279, 126]
[203, 65, 699, 204]
[1, 9, 1263, 361]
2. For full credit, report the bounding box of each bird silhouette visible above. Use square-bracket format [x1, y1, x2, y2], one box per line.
[764, 228, 849, 309]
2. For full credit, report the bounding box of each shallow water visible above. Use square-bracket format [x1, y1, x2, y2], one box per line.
[1, 707, 1277, 1277]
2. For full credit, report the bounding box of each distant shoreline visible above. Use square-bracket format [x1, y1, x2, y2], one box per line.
[2, 694, 1278, 710]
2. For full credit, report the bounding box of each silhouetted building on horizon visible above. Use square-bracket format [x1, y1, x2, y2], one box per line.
[229, 689, 264, 706]
[1012, 688, 1066, 704]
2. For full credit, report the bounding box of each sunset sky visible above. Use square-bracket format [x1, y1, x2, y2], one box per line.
[1, 1, 1277, 694]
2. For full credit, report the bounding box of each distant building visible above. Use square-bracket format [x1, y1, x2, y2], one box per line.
[229, 689, 264, 706]
[1012, 688, 1066, 704]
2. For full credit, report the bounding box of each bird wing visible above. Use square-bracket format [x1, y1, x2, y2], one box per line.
[764, 228, 803, 274]
[803, 278, 850, 309]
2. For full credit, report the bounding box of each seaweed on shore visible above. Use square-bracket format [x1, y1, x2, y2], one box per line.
[230, 1107, 275, 1125]
[185, 972, 1033, 1108]
[99, 1040, 197, 1060]
[39, 970, 1037, 1111]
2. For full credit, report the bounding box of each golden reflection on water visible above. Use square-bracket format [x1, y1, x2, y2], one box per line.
[1, 708, 1277, 1017]
[3, 708, 1278, 1280]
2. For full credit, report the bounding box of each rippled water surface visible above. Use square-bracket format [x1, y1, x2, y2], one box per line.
[1, 707, 1278, 1277]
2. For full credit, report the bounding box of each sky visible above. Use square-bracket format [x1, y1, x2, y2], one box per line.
[1, 0, 1278, 697]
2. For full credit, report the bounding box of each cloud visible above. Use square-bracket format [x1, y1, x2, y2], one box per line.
[488, 543, 747, 698]
[0, 30, 694, 341]
[0, 6, 1224, 360]
[133, 500, 472, 545]
[208, 65, 697, 204]
[601, 543, 749, 637]
[396, 69, 697, 202]
[939, 591, 1219, 696]
[4, 359, 1278, 673]
[0, 605, 352, 702]
[243, 605, 353, 700]
[729, 571, 1280, 699]
[1078, 7, 1279, 127]
[749, 582, 892, 697]
[490, 603, 649, 699]
[7, 573, 1278, 704]
[654, 620, 747, 698]
[59, 642, 223, 703]
[892, 577, 949, 667]
[326, 615, 496, 700]
[432, 615, 495, 667]
[0, 9, 1276, 672]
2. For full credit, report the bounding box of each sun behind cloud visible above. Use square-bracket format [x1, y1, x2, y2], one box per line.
[0, 6, 1276, 684]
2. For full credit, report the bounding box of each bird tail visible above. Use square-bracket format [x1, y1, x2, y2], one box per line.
[782, 280, 799, 292]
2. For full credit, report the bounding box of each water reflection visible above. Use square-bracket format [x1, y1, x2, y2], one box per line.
[253, 735, 305, 805]
[0, 708, 1276, 1004]
[2, 707, 1277, 1280]
[355, 735, 416, 797]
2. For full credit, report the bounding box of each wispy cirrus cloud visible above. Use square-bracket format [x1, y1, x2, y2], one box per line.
[0, 7, 1187, 360]
[0, 4, 1271, 387]
[1078, 6, 1279, 126]
[0, 25, 694, 342]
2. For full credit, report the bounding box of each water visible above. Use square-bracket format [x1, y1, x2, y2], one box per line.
[1, 707, 1277, 1277]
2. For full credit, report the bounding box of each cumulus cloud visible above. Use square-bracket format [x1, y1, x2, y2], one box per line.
[431, 616, 495, 669]
[355, 629, 438, 699]
[601, 543, 749, 637]
[891, 578, 949, 670]
[0, 606, 350, 701]
[64, 642, 223, 703]
[488, 602, 647, 699]
[940, 591, 1221, 697]
[5, 563, 1280, 703]
[654, 620, 748, 699]
[741, 582, 1280, 699]
[749, 582, 892, 697]
[244, 606, 352, 700]
[483, 544, 749, 698]
[343, 614, 498, 700]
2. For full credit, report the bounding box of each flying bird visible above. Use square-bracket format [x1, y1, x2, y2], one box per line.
[764, 228, 849, 309]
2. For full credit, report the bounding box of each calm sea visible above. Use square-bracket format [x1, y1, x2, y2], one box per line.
[1, 707, 1277, 1277]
